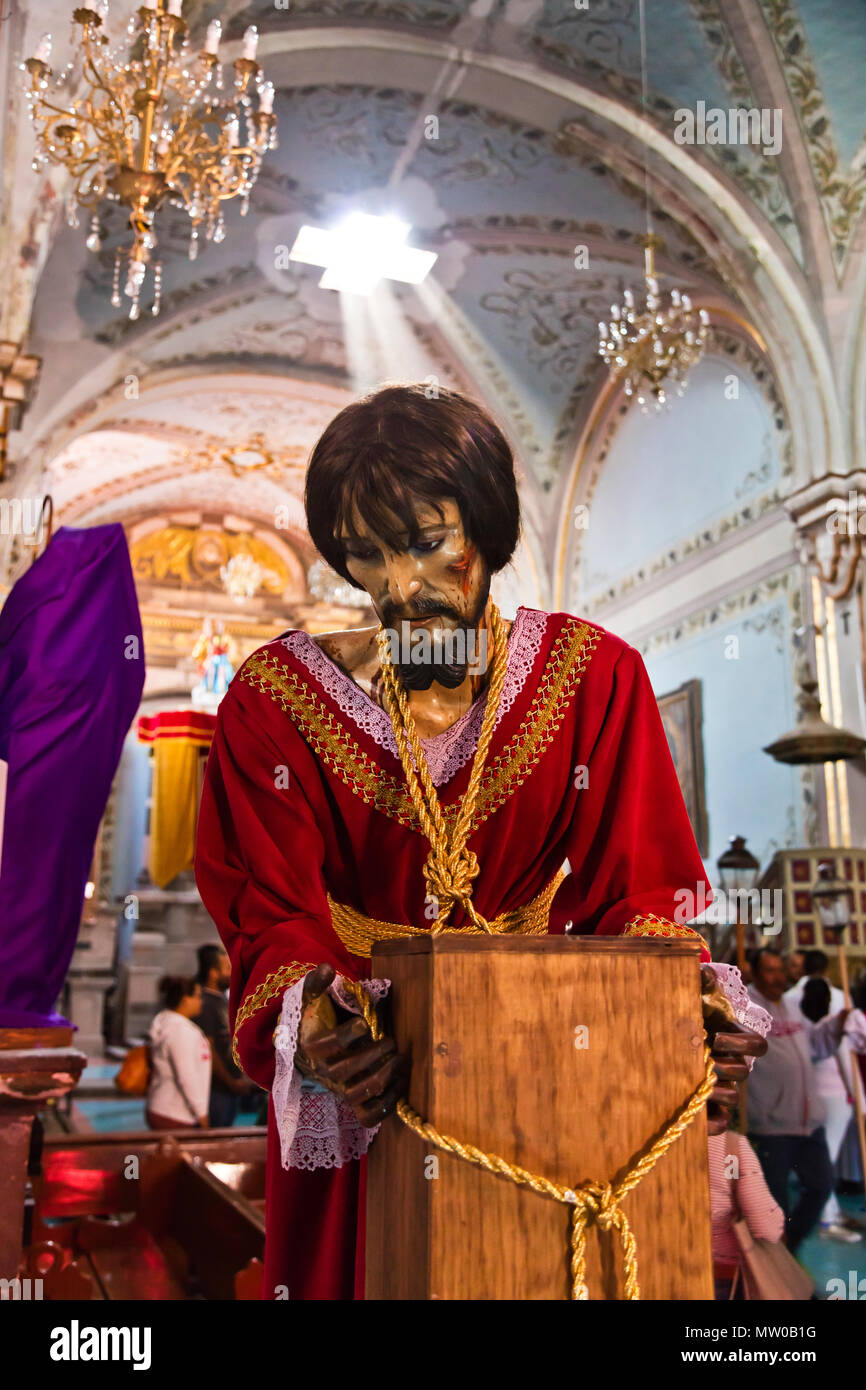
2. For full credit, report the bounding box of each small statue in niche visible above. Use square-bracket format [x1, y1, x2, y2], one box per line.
[191, 618, 237, 707]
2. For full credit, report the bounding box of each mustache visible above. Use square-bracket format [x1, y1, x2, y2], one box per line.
[380, 597, 462, 626]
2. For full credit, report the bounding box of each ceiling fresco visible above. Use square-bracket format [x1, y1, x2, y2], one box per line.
[756, 0, 866, 270]
[22, 82, 727, 495]
[186, 0, 467, 37]
[773, 0, 866, 165]
[528, 0, 801, 259]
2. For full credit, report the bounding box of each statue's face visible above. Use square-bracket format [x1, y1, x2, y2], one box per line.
[340, 496, 490, 688]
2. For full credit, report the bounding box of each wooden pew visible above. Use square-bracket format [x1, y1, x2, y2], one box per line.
[27, 1126, 267, 1300]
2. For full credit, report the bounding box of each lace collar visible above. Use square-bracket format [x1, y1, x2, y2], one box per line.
[280, 606, 548, 787]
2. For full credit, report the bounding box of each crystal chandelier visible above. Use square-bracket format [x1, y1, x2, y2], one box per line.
[22, 2, 278, 321]
[307, 559, 371, 610]
[597, 0, 709, 410]
[221, 551, 276, 600]
[598, 235, 710, 409]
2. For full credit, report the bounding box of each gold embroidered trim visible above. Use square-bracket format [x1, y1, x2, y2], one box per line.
[469, 621, 599, 828]
[239, 618, 600, 832]
[623, 914, 709, 955]
[327, 865, 567, 959]
[241, 651, 415, 824]
[231, 960, 314, 1068]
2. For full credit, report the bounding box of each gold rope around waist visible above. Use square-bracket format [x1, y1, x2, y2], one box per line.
[327, 865, 567, 960]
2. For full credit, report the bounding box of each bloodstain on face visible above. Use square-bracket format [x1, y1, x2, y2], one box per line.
[451, 544, 476, 597]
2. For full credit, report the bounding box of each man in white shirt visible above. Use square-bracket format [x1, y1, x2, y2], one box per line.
[786, 949, 844, 1011]
[797, 972, 863, 1243]
[748, 949, 849, 1254]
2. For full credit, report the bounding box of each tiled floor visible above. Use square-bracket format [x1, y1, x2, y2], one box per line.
[81, 1062, 122, 1081]
[68, 1081, 262, 1134]
[74, 1098, 147, 1129]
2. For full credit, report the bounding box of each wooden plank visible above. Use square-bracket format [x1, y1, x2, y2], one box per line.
[0, 1027, 75, 1050]
[88, 1229, 187, 1301]
[30, 1135, 266, 1300]
[39, 1131, 267, 1219]
[200, 1159, 266, 1202]
[43, 1126, 266, 1151]
[366, 941, 433, 1299]
[234, 1256, 265, 1301]
[367, 936, 713, 1300]
[169, 1157, 265, 1301]
[81, 1253, 108, 1299]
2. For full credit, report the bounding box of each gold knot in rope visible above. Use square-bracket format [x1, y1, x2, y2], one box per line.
[375, 603, 510, 934]
[342, 978, 716, 1300]
[422, 847, 481, 929]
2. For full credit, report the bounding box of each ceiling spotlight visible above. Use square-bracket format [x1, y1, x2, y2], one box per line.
[289, 211, 437, 295]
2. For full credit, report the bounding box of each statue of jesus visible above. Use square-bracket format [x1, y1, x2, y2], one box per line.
[195, 383, 767, 1300]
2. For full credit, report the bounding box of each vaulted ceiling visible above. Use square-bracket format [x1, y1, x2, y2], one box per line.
[2, 0, 865, 588]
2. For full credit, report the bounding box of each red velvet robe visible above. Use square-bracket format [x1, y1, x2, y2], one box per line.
[194, 606, 710, 1299]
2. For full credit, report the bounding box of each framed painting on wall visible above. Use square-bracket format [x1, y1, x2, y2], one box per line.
[657, 678, 710, 857]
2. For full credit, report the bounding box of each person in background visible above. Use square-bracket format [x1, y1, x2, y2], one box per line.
[786, 950, 838, 1007]
[747, 948, 850, 1254]
[740, 948, 759, 987]
[709, 1128, 785, 1299]
[146, 975, 211, 1131]
[854, 973, 866, 1165]
[799, 976, 865, 1244]
[784, 950, 806, 990]
[196, 943, 251, 1127]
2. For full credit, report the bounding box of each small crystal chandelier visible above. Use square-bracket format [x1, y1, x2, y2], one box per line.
[221, 551, 276, 600]
[597, 0, 709, 411]
[599, 234, 710, 409]
[22, 2, 278, 322]
[307, 559, 371, 610]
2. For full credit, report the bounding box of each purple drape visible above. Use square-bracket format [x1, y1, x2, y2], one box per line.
[0, 525, 144, 1028]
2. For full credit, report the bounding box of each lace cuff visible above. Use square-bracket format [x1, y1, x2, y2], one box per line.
[710, 962, 772, 1070]
[272, 971, 391, 1171]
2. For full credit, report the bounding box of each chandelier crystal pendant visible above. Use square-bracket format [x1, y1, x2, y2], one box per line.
[22, 2, 278, 321]
[598, 234, 710, 410]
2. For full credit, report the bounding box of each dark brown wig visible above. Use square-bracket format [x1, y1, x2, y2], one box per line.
[158, 975, 199, 1010]
[304, 383, 520, 587]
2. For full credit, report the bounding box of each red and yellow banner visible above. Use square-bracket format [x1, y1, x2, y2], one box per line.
[137, 709, 217, 747]
[138, 709, 217, 888]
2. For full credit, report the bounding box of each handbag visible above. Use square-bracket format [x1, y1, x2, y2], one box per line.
[726, 1132, 814, 1300]
[114, 1043, 151, 1097]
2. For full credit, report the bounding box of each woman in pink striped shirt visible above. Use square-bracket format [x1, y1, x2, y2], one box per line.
[709, 1129, 785, 1299]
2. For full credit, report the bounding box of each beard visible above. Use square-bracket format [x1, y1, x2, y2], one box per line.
[398, 651, 466, 691]
[383, 580, 491, 692]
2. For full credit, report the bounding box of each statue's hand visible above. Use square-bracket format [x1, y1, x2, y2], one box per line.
[295, 963, 410, 1128]
[701, 965, 768, 1136]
